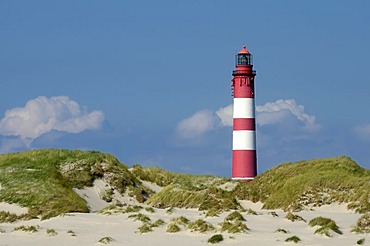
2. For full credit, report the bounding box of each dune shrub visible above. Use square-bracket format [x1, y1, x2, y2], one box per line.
[309, 216, 341, 237]
[352, 213, 370, 233]
[188, 219, 215, 233]
[166, 223, 180, 233]
[208, 234, 224, 244]
[98, 236, 114, 244]
[285, 235, 301, 243]
[285, 212, 306, 222]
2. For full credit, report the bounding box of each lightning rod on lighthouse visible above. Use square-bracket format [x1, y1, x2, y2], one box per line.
[231, 45, 257, 181]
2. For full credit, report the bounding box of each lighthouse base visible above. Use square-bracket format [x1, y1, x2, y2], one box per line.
[232, 150, 256, 180]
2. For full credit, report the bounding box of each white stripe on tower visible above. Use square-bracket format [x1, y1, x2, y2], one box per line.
[233, 98, 255, 119]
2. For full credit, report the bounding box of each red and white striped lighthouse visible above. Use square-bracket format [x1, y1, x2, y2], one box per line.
[231, 45, 257, 181]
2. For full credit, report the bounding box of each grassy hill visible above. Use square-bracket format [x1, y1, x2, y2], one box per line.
[0, 150, 369, 220]
[234, 156, 370, 212]
[0, 149, 140, 219]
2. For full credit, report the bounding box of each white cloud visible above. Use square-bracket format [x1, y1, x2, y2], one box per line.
[216, 104, 233, 127]
[176, 98, 319, 139]
[176, 110, 217, 139]
[352, 124, 370, 141]
[256, 99, 318, 130]
[0, 96, 105, 147]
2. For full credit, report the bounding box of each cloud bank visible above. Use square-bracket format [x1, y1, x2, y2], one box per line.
[0, 96, 104, 147]
[176, 99, 319, 139]
[176, 110, 217, 139]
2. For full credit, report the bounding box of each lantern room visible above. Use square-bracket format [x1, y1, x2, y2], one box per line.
[236, 45, 253, 66]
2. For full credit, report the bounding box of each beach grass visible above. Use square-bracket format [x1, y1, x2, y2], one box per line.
[308, 216, 341, 237]
[234, 156, 370, 213]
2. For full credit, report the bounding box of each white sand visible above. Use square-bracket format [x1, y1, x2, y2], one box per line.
[0, 202, 28, 215]
[0, 200, 367, 246]
[0, 182, 366, 245]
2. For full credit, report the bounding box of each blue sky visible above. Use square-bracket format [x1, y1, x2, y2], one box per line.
[1, 1, 370, 176]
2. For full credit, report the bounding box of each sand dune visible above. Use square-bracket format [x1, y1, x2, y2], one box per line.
[0, 200, 366, 246]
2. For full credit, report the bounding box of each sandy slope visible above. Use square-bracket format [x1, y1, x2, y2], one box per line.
[0, 201, 367, 246]
[0, 181, 367, 245]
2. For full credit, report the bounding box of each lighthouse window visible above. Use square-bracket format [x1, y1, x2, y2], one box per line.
[237, 54, 251, 65]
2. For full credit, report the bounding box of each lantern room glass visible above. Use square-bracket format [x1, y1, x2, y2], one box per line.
[237, 54, 253, 65]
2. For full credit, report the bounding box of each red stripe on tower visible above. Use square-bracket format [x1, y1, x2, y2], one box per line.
[231, 45, 257, 181]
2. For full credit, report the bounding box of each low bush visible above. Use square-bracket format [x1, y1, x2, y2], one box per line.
[13, 225, 39, 233]
[219, 221, 248, 233]
[98, 236, 114, 244]
[67, 230, 76, 236]
[205, 208, 220, 217]
[46, 228, 57, 236]
[308, 216, 341, 237]
[352, 213, 370, 233]
[145, 207, 155, 213]
[127, 213, 151, 223]
[166, 223, 180, 233]
[285, 235, 301, 243]
[188, 219, 215, 233]
[208, 234, 224, 244]
[357, 238, 365, 245]
[275, 228, 288, 233]
[125, 205, 143, 213]
[285, 212, 306, 222]
[171, 216, 190, 225]
[246, 208, 258, 215]
[151, 219, 165, 228]
[137, 223, 152, 234]
[225, 211, 245, 222]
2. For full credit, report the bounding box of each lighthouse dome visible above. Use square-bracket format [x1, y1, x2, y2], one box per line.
[238, 45, 250, 55]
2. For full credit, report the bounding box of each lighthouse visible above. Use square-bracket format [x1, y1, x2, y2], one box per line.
[231, 45, 257, 181]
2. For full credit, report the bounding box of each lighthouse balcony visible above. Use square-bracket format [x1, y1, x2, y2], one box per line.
[232, 70, 257, 76]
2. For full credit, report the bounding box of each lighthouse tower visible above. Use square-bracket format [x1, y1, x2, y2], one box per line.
[231, 45, 257, 181]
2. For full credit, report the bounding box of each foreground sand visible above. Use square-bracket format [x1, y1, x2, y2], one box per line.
[0, 201, 367, 246]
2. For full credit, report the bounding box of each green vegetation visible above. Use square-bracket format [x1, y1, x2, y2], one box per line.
[208, 234, 224, 244]
[285, 212, 306, 222]
[137, 223, 152, 234]
[352, 213, 370, 233]
[13, 225, 39, 233]
[220, 211, 248, 233]
[0, 149, 144, 219]
[357, 238, 365, 245]
[147, 184, 239, 215]
[166, 223, 181, 233]
[206, 208, 220, 217]
[285, 235, 301, 243]
[98, 236, 114, 244]
[0, 211, 29, 223]
[151, 219, 165, 228]
[245, 208, 258, 215]
[46, 228, 57, 236]
[134, 165, 237, 214]
[67, 230, 76, 236]
[171, 216, 190, 225]
[269, 211, 279, 217]
[125, 205, 143, 213]
[127, 213, 151, 223]
[3, 150, 370, 222]
[220, 221, 248, 233]
[188, 219, 215, 233]
[131, 165, 227, 189]
[308, 216, 341, 237]
[166, 216, 189, 233]
[145, 207, 155, 213]
[100, 188, 114, 202]
[234, 156, 370, 212]
[225, 211, 245, 222]
[275, 228, 288, 233]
